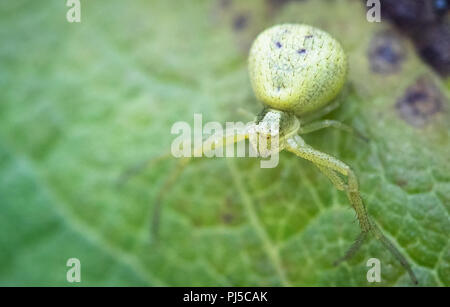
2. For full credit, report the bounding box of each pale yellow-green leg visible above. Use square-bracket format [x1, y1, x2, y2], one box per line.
[313, 165, 371, 266]
[117, 152, 189, 239]
[299, 120, 368, 142]
[152, 130, 249, 240]
[151, 157, 190, 239]
[117, 152, 173, 187]
[236, 107, 256, 120]
[285, 135, 418, 284]
[315, 164, 346, 191]
[302, 100, 341, 123]
[370, 221, 418, 284]
[286, 135, 371, 232]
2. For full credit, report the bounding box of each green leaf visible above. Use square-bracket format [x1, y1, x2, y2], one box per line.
[0, 0, 448, 286]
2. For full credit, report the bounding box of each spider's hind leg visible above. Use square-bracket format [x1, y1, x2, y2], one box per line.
[117, 152, 173, 187]
[151, 157, 190, 241]
[315, 164, 370, 264]
[116, 152, 190, 242]
[333, 231, 368, 266]
[285, 135, 418, 284]
[152, 128, 250, 240]
[299, 119, 368, 142]
[315, 164, 346, 191]
[301, 99, 341, 124]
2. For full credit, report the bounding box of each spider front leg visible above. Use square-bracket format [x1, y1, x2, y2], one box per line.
[301, 99, 341, 123]
[299, 119, 368, 142]
[285, 135, 371, 232]
[285, 135, 418, 284]
[151, 128, 250, 240]
[315, 164, 346, 191]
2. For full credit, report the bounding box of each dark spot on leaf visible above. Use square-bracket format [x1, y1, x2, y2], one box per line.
[221, 212, 234, 224]
[434, 0, 449, 12]
[305, 35, 313, 39]
[395, 179, 408, 187]
[266, 0, 308, 15]
[380, 0, 447, 24]
[221, 196, 237, 224]
[368, 31, 406, 74]
[396, 76, 445, 127]
[232, 13, 249, 31]
[416, 24, 450, 76]
[275, 41, 282, 48]
[376, 0, 450, 76]
[219, 0, 232, 9]
[267, 0, 295, 10]
[297, 48, 306, 54]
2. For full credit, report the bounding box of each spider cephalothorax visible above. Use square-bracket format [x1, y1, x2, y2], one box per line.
[247, 108, 299, 156]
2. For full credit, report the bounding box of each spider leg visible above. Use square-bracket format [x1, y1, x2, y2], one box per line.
[151, 157, 190, 240]
[299, 120, 368, 142]
[237, 107, 256, 120]
[118, 120, 252, 186]
[370, 220, 418, 284]
[301, 99, 341, 123]
[315, 164, 346, 191]
[116, 152, 173, 187]
[333, 231, 368, 266]
[285, 135, 371, 232]
[152, 129, 250, 240]
[285, 135, 418, 284]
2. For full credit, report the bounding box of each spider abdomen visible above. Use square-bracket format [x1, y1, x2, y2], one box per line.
[248, 24, 347, 116]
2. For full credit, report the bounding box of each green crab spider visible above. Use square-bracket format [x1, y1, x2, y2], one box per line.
[121, 24, 417, 284]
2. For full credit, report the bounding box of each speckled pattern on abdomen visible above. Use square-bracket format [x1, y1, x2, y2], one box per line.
[248, 24, 348, 117]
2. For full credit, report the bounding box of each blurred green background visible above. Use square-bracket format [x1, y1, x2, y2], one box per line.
[0, 0, 449, 286]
